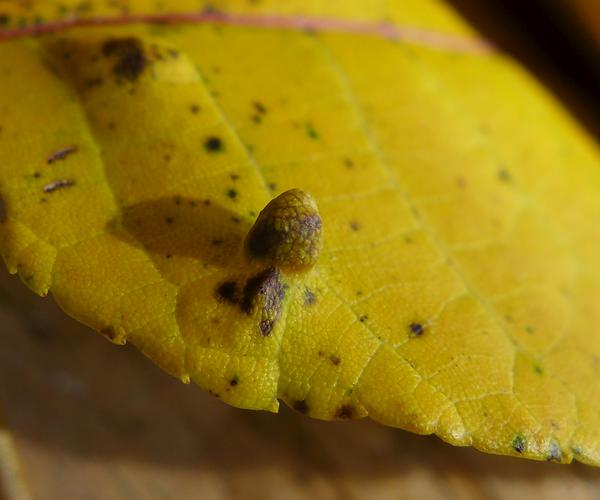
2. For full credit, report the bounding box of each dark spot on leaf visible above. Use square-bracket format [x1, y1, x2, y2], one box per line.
[204, 136, 223, 153]
[533, 363, 543, 374]
[343, 158, 354, 168]
[268, 182, 277, 192]
[229, 375, 239, 387]
[349, 220, 361, 231]
[230, 173, 240, 181]
[43, 179, 75, 193]
[359, 315, 368, 323]
[83, 76, 103, 89]
[212, 239, 223, 245]
[216, 281, 237, 304]
[253, 100, 267, 115]
[305, 122, 319, 140]
[330, 355, 341, 366]
[165, 254, 172, 259]
[165, 216, 174, 224]
[336, 405, 355, 419]
[0, 14, 10, 26]
[409, 322, 424, 337]
[102, 37, 148, 82]
[498, 168, 512, 182]
[304, 287, 316, 305]
[226, 188, 238, 200]
[293, 400, 309, 414]
[190, 104, 200, 114]
[512, 434, 526, 453]
[525, 325, 535, 334]
[47, 145, 78, 164]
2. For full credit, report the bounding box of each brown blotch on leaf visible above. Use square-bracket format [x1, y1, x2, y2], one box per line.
[245, 188, 323, 272]
[47, 145, 78, 164]
[293, 400, 309, 414]
[336, 404, 355, 419]
[330, 355, 341, 366]
[241, 267, 286, 336]
[216, 281, 238, 304]
[43, 179, 75, 193]
[102, 37, 148, 82]
[349, 220, 361, 231]
[229, 375, 239, 387]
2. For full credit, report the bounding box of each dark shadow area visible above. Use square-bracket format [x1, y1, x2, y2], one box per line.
[108, 196, 252, 272]
[0, 267, 598, 499]
[448, 0, 600, 139]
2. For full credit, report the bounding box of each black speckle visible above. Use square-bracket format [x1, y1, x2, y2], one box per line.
[204, 136, 224, 153]
[293, 400, 309, 414]
[336, 405, 355, 419]
[0, 14, 10, 26]
[349, 220, 361, 231]
[359, 314, 368, 323]
[211, 239, 224, 246]
[102, 37, 148, 82]
[216, 281, 237, 304]
[190, 104, 201, 114]
[512, 434, 526, 453]
[230, 173, 240, 181]
[229, 375, 239, 387]
[226, 188, 238, 200]
[409, 322, 424, 337]
[343, 158, 354, 168]
[533, 363, 543, 375]
[304, 287, 316, 305]
[330, 355, 341, 366]
[165, 254, 172, 259]
[165, 216, 174, 224]
[268, 182, 277, 192]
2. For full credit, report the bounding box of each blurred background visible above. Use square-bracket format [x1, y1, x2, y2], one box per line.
[2, 1, 600, 498]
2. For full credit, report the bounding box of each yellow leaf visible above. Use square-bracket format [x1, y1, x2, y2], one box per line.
[1, 0, 600, 465]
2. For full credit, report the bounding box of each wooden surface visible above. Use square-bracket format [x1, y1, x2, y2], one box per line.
[0, 268, 598, 499]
